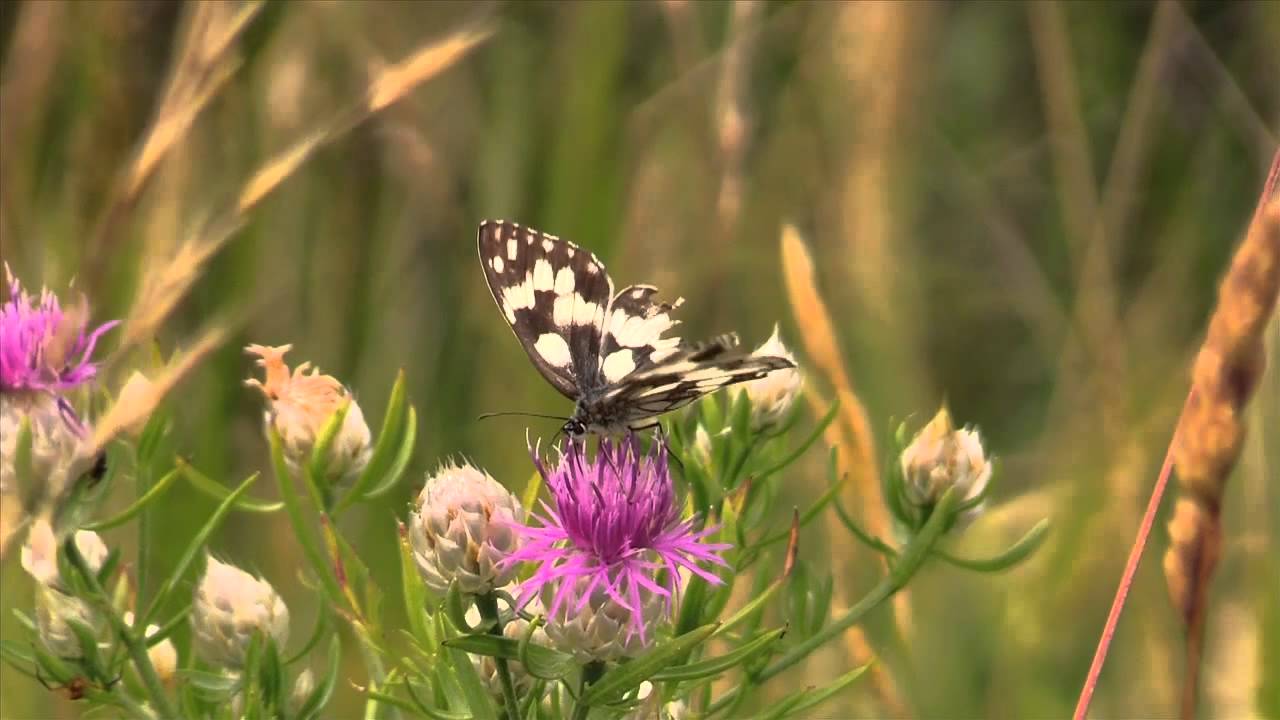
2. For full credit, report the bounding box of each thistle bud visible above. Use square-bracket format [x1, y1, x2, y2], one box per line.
[899, 408, 991, 512]
[408, 463, 523, 595]
[34, 583, 101, 658]
[20, 518, 108, 590]
[1, 394, 83, 550]
[244, 344, 372, 480]
[733, 325, 802, 427]
[542, 577, 665, 663]
[192, 556, 290, 669]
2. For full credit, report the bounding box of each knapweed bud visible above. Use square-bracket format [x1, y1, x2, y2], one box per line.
[20, 518, 108, 590]
[192, 556, 290, 669]
[34, 583, 102, 658]
[114, 371, 156, 438]
[244, 344, 372, 480]
[408, 463, 523, 595]
[542, 577, 665, 663]
[900, 407, 991, 512]
[125, 612, 178, 686]
[733, 325, 802, 427]
[1, 393, 83, 549]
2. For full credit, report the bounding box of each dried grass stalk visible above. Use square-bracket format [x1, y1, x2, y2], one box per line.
[1164, 172, 1280, 718]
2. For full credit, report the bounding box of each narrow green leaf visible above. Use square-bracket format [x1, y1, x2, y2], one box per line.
[520, 468, 543, 518]
[755, 401, 840, 483]
[307, 400, 352, 493]
[180, 669, 242, 694]
[448, 648, 498, 720]
[296, 636, 341, 720]
[359, 406, 417, 500]
[399, 524, 433, 648]
[934, 518, 1050, 572]
[342, 370, 408, 506]
[13, 417, 35, 506]
[444, 581, 481, 633]
[751, 662, 870, 720]
[144, 471, 259, 623]
[268, 427, 346, 606]
[581, 623, 719, 706]
[178, 460, 282, 512]
[442, 634, 574, 680]
[651, 627, 786, 682]
[85, 467, 181, 530]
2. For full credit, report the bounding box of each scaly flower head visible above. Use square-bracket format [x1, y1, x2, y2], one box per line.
[20, 518, 108, 590]
[0, 264, 117, 396]
[409, 462, 523, 595]
[506, 435, 729, 648]
[244, 343, 371, 478]
[192, 555, 290, 669]
[732, 324, 803, 428]
[900, 407, 991, 509]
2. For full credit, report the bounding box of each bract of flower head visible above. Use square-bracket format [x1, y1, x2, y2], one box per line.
[505, 435, 730, 654]
[1, 393, 85, 552]
[244, 344, 371, 479]
[900, 407, 991, 510]
[192, 556, 290, 669]
[290, 669, 316, 712]
[20, 517, 108, 590]
[542, 575, 666, 662]
[0, 264, 118, 396]
[409, 462, 523, 595]
[35, 583, 102, 658]
[732, 325, 802, 427]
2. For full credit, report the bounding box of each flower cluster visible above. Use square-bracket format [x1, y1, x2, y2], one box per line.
[505, 436, 729, 658]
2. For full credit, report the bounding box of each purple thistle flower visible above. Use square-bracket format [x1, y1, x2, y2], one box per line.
[1, 265, 118, 399]
[505, 434, 730, 646]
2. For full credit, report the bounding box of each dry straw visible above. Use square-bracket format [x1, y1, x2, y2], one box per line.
[1164, 157, 1280, 719]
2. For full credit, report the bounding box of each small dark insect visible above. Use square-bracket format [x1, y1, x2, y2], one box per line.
[89, 451, 108, 483]
[36, 670, 120, 701]
[477, 220, 794, 439]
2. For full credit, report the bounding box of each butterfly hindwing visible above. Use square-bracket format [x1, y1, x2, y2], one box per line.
[601, 354, 795, 424]
[477, 220, 613, 398]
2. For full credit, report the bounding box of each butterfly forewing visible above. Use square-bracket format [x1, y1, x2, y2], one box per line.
[477, 220, 612, 397]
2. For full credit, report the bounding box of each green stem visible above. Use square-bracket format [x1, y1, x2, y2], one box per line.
[705, 488, 961, 717]
[477, 592, 520, 720]
[571, 661, 606, 720]
[64, 539, 177, 720]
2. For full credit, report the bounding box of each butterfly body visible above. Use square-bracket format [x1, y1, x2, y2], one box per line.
[477, 219, 793, 437]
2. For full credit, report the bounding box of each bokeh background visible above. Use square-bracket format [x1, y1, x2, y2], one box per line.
[2, 1, 1278, 718]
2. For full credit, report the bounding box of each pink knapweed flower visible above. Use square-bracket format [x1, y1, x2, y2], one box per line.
[506, 435, 729, 646]
[1, 265, 117, 400]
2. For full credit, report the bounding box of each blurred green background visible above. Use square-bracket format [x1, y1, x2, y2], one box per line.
[1, 1, 1277, 718]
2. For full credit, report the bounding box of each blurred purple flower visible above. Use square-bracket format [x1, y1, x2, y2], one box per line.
[1, 265, 117, 400]
[506, 435, 729, 642]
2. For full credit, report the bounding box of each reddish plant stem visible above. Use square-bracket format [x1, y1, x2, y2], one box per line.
[1072, 391, 1189, 720]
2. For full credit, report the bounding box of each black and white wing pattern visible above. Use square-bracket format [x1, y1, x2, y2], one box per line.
[477, 219, 795, 434]
[477, 219, 612, 397]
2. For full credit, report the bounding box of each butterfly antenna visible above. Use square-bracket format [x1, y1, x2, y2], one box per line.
[477, 411, 571, 422]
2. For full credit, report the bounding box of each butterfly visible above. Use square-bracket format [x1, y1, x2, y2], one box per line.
[477, 219, 795, 438]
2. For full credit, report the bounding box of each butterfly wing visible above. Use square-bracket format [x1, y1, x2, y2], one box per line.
[477, 220, 613, 398]
[600, 353, 796, 425]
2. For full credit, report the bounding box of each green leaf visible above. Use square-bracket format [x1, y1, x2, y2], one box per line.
[399, 524, 433, 649]
[66, 618, 105, 678]
[520, 468, 543, 518]
[750, 662, 870, 720]
[755, 401, 840, 483]
[143, 471, 260, 623]
[442, 634, 573, 680]
[934, 518, 1051, 572]
[13, 417, 36, 507]
[444, 580, 481, 633]
[651, 627, 786, 681]
[306, 399, 352, 498]
[359, 405, 417, 500]
[180, 669, 242, 696]
[135, 409, 170, 467]
[340, 370, 408, 508]
[259, 637, 285, 712]
[178, 460, 282, 512]
[85, 467, 181, 530]
[447, 648, 498, 720]
[296, 637, 341, 720]
[580, 623, 719, 706]
[268, 427, 346, 607]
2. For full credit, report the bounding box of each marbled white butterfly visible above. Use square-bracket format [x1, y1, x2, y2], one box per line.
[477, 219, 795, 438]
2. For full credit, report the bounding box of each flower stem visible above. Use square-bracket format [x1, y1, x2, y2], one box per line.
[476, 592, 520, 720]
[64, 538, 176, 720]
[571, 661, 606, 720]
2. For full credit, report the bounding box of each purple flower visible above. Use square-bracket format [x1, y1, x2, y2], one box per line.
[1, 265, 117, 398]
[506, 435, 730, 645]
